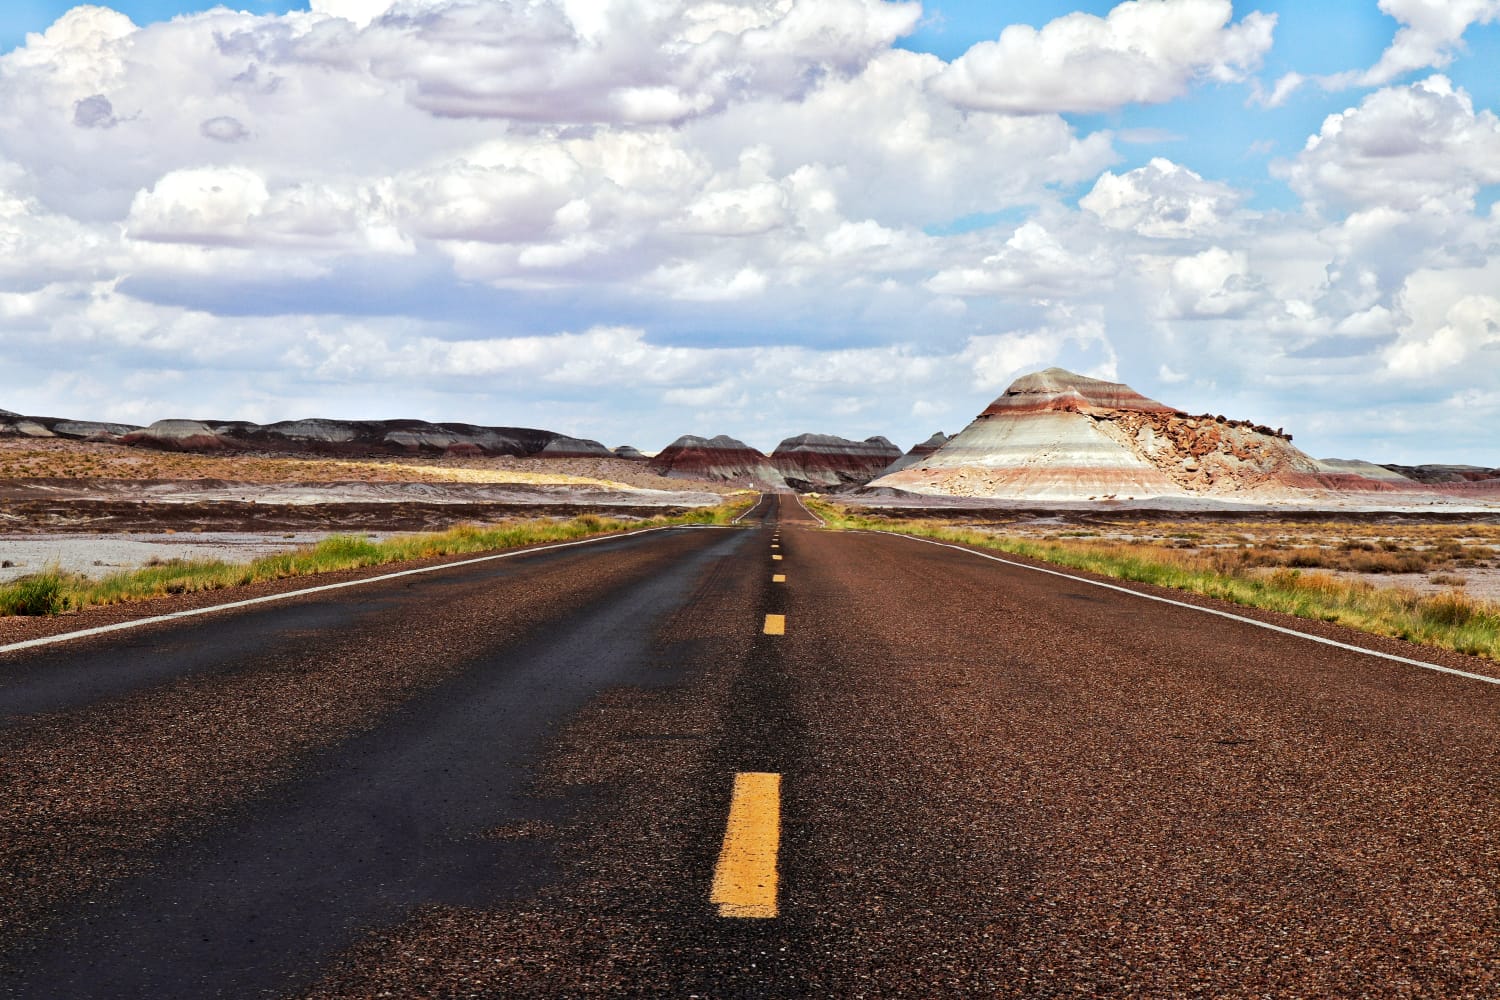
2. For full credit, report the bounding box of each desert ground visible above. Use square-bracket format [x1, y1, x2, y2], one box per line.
[0, 438, 736, 582]
[838, 506, 1500, 605]
[4, 434, 1500, 611]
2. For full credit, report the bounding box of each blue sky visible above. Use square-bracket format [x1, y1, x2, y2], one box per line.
[0, 1, 306, 49]
[0, 1, 1498, 462]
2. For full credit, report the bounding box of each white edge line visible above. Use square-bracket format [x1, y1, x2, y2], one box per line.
[732, 493, 767, 524]
[792, 493, 827, 525]
[1, 523, 734, 656]
[868, 530, 1500, 688]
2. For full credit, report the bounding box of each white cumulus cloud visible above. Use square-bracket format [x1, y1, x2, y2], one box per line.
[1081, 158, 1242, 238]
[1332, 0, 1500, 88]
[932, 0, 1275, 114]
[1282, 76, 1500, 216]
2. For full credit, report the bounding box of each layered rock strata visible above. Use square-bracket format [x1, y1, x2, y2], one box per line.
[881, 432, 949, 475]
[770, 433, 902, 491]
[870, 368, 1418, 502]
[649, 435, 785, 487]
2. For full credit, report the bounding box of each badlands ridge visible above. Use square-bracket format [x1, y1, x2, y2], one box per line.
[4, 369, 1498, 509]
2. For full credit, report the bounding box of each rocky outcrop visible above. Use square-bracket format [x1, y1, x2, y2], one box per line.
[650, 434, 785, 487]
[121, 420, 228, 451]
[613, 445, 647, 460]
[1382, 464, 1500, 484]
[768, 433, 901, 491]
[1, 412, 140, 440]
[537, 435, 616, 459]
[869, 368, 1421, 503]
[882, 432, 949, 475]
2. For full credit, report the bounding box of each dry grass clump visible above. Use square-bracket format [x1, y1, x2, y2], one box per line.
[0, 499, 752, 617]
[0, 571, 72, 616]
[809, 501, 1500, 661]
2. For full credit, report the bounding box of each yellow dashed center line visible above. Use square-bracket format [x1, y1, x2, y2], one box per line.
[772, 554, 783, 561]
[711, 772, 782, 919]
[763, 614, 785, 635]
[772, 574, 786, 583]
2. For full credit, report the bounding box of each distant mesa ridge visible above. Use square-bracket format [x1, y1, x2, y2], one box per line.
[5, 387, 1497, 499]
[0, 411, 612, 459]
[1383, 464, 1500, 485]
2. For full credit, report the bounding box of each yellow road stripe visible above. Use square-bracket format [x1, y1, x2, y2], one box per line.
[772, 554, 783, 561]
[772, 574, 786, 583]
[763, 614, 785, 635]
[711, 772, 782, 918]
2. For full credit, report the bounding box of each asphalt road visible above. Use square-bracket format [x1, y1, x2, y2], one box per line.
[2, 493, 1498, 997]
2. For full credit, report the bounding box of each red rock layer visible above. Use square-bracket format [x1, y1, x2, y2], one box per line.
[649, 435, 785, 488]
[770, 434, 902, 491]
[980, 368, 1175, 418]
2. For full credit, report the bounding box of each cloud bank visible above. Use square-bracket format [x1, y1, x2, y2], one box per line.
[0, 1, 1497, 462]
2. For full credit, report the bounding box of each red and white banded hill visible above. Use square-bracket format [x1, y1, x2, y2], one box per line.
[770, 434, 902, 491]
[648, 434, 786, 488]
[869, 368, 1453, 503]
